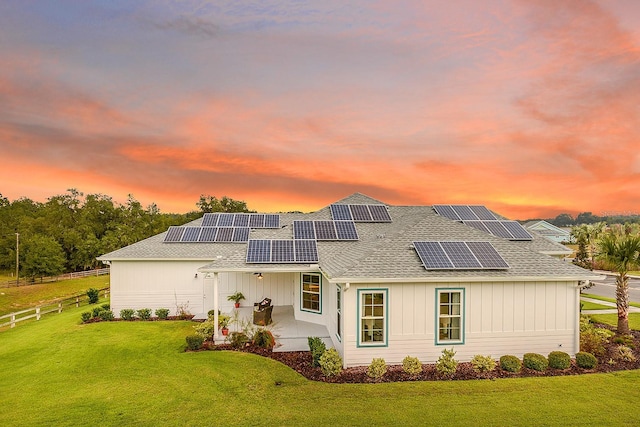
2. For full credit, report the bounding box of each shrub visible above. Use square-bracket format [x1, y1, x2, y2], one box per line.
[101, 303, 110, 310]
[120, 309, 136, 321]
[523, 353, 548, 371]
[155, 308, 170, 320]
[580, 322, 614, 356]
[319, 348, 343, 377]
[402, 356, 423, 376]
[91, 307, 104, 318]
[470, 355, 496, 373]
[500, 355, 522, 373]
[367, 358, 387, 380]
[86, 288, 100, 304]
[308, 337, 327, 367]
[435, 348, 458, 377]
[194, 319, 217, 340]
[229, 332, 250, 349]
[98, 310, 114, 321]
[253, 329, 275, 349]
[136, 308, 152, 320]
[613, 335, 634, 348]
[185, 334, 204, 351]
[80, 311, 92, 323]
[548, 351, 571, 370]
[615, 345, 636, 362]
[575, 351, 597, 369]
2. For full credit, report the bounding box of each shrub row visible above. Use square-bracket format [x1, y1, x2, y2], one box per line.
[80, 304, 113, 323]
[307, 336, 342, 376]
[81, 307, 171, 323]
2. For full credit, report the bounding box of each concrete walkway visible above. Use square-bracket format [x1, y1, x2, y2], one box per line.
[581, 296, 640, 315]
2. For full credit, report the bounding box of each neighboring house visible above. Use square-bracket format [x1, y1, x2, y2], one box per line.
[525, 220, 572, 244]
[98, 193, 599, 368]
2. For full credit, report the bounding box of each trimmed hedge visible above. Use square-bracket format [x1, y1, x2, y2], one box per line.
[402, 356, 423, 376]
[120, 309, 136, 321]
[575, 351, 597, 369]
[523, 353, 548, 371]
[548, 351, 571, 370]
[308, 337, 327, 367]
[319, 348, 343, 377]
[185, 334, 204, 351]
[136, 308, 152, 320]
[367, 358, 387, 380]
[155, 308, 170, 320]
[500, 355, 521, 373]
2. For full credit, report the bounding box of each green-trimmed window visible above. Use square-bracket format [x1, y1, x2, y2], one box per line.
[359, 290, 386, 346]
[437, 289, 464, 344]
[301, 273, 321, 313]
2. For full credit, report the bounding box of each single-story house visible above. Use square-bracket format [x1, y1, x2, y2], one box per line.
[98, 193, 599, 367]
[525, 220, 573, 244]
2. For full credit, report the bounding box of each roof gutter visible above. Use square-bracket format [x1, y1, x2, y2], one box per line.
[325, 274, 605, 285]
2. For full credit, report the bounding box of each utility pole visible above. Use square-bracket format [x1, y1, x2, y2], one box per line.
[15, 232, 19, 286]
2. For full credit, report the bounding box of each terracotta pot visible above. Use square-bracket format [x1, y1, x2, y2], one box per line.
[234, 302, 240, 308]
[221, 327, 229, 336]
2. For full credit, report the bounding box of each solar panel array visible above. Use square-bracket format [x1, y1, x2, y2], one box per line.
[246, 239, 319, 263]
[293, 220, 359, 241]
[413, 241, 509, 270]
[330, 204, 392, 222]
[163, 226, 250, 243]
[201, 213, 280, 228]
[433, 204, 533, 241]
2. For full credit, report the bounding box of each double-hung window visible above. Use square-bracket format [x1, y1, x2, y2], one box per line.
[436, 289, 464, 344]
[358, 289, 387, 346]
[301, 273, 321, 313]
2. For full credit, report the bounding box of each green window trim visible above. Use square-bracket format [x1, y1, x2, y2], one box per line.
[301, 273, 322, 314]
[435, 288, 465, 345]
[357, 288, 388, 348]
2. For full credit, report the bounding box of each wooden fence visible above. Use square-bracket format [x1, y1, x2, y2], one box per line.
[0, 287, 110, 329]
[0, 267, 110, 288]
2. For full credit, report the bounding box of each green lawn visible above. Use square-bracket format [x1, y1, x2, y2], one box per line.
[1, 303, 640, 426]
[581, 300, 613, 310]
[582, 293, 640, 309]
[0, 275, 109, 316]
[588, 313, 640, 331]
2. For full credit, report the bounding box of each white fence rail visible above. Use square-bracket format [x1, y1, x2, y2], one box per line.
[0, 267, 110, 288]
[0, 287, 110, 329]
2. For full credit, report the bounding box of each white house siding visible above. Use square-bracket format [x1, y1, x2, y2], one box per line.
[341, 281, 578, 368]
[110, 260, 209, 317]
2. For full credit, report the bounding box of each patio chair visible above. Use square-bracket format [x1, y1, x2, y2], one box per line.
[253, 298, 273, 326]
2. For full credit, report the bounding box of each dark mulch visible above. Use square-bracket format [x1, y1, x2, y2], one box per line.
[203, 324, 640, 383]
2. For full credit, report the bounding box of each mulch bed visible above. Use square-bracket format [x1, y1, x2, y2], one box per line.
[204, 324, 640, 383]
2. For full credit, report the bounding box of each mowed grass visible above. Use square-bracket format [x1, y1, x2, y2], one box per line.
[580, 300, 613, 310]
[1, 304, 640, 426]
[582, 293, 640, 309]
[0, 275, 109, 316]
[588, 313, 640, 331]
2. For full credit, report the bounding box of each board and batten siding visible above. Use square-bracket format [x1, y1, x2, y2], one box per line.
[341, 281, 579, 368]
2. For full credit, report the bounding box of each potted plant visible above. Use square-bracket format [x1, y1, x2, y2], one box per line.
[227, 291, 245, 308]
[218, 313, 230, 336]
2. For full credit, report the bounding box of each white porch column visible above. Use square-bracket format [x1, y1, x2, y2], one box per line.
[213, 272, 219, 340]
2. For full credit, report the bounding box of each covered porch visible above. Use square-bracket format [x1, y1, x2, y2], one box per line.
[214, 305, 332, 352]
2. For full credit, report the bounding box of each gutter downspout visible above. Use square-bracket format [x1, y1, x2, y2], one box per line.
[213, 272, 219, 340]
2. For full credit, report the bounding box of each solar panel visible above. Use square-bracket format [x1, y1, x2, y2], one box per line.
[198, 227, 218, 242]
[164, 226, 185, 242]
[440, 241, 482, 268]
[217, 214, 235, 227]
[249, 214, 265, 228]
[466, 242, 509, 269]
[413, 241, 454, 269]
[368, 205, 392, 222]
[433, 205, 460, 220]
[451, 205, 478, 221]
[469, 205, 497, 220]
[233, 214, 250, 227]
[314, 221, 338, 240]
[215, 227, 234, 242]
[271, 240, 295, 263]
[350, 204, 373, 222]
[264, 214, 280, 228]
[293, 221, 316, 240]
[483, 221, 513, 239]
[181, 227, 202, 242]
[201, 213, 219, 227]
[232, 227, 250, 242]
[294, 239, 319, 263]
[501, 221, 533, 240]
[335, 221, 359, 240]
[463, 220, 491, 234]
[246, 240, 272, 263]
[330, 204, 352, 221]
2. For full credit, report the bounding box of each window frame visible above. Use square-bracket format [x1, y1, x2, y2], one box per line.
[336, 285, 342, 342]
[435, 288, 465, 345]
[300, 273, 322, 314]
[357, 288, 388, 348]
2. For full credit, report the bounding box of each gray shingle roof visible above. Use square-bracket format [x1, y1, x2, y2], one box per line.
[98, 193, 597, 282]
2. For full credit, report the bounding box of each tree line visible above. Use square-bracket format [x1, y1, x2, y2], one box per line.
[539, 212, 640, 227]
[0, 190, 251, 280]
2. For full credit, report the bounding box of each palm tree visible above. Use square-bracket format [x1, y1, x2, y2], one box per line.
[571, 222, 605, 269]
[597, 232, 640, 335]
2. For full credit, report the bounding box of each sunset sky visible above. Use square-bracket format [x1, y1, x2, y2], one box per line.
[1, 1, 639, 219]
